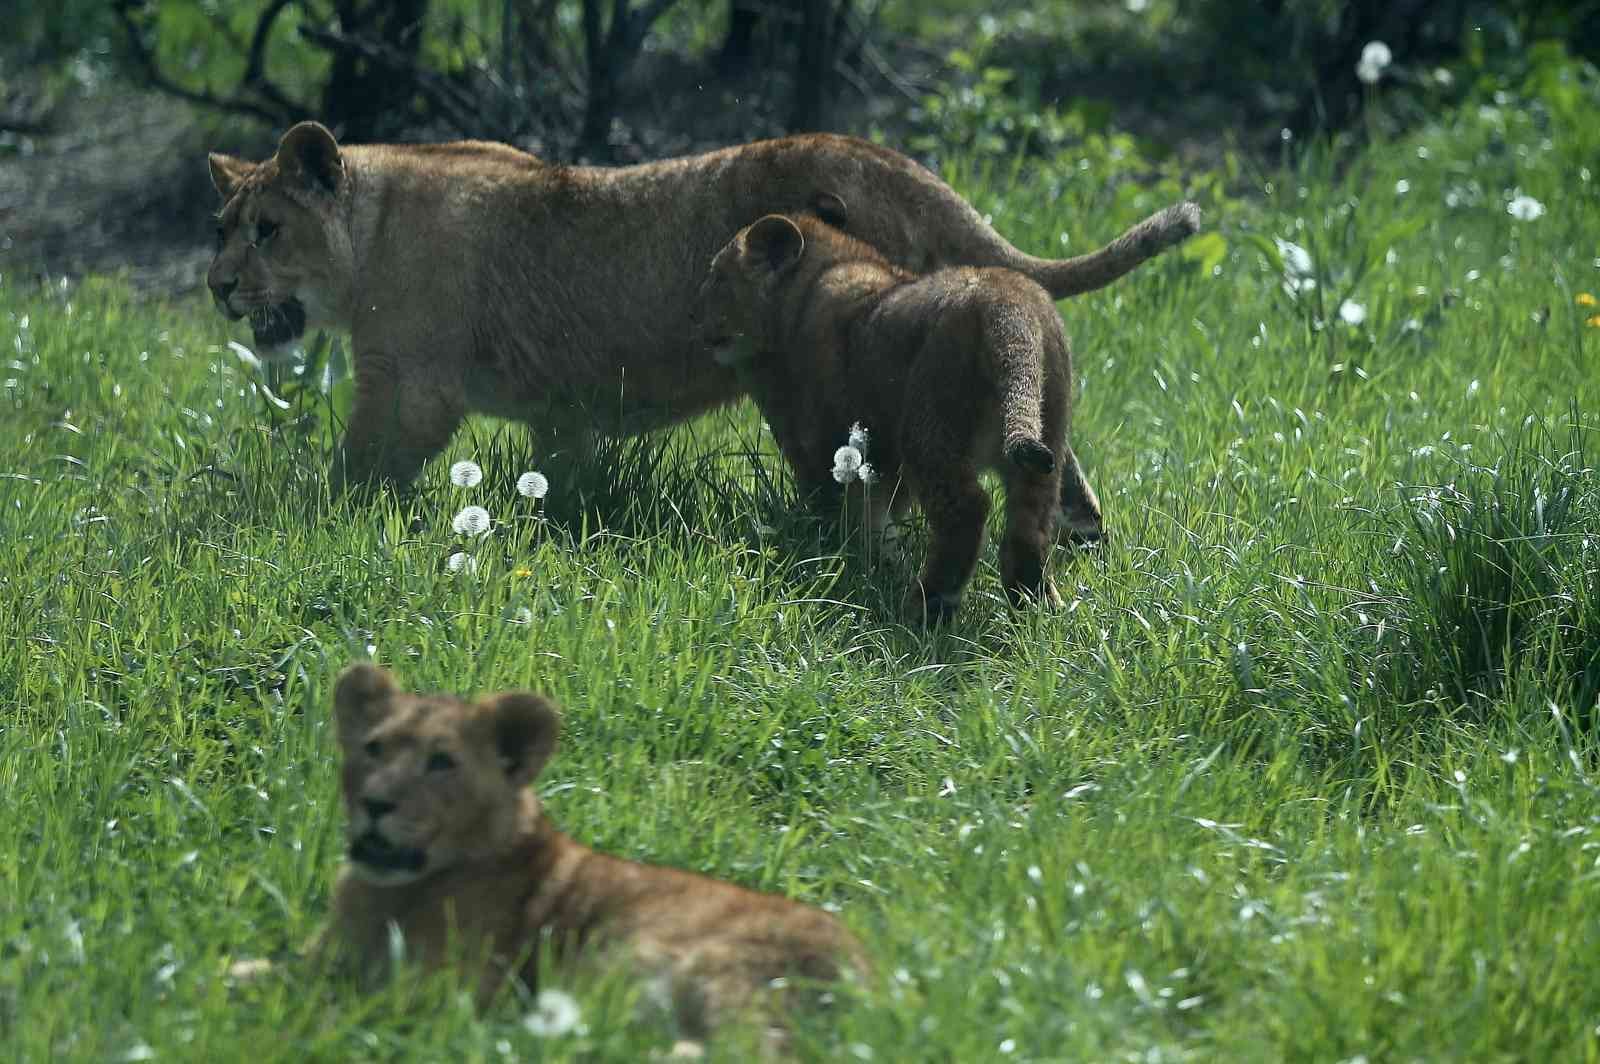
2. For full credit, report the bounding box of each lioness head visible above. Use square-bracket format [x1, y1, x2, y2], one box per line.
[207, 121, 356, 356]
[693, 214, 807, 366]
[332, 664, 560, 887]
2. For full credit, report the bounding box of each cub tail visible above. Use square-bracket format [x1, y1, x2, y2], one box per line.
[986, 303, 1057, 476]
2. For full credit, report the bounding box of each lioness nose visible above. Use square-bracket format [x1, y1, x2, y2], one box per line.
[364, 798, 396, 821]
[211, 278, 237, 306]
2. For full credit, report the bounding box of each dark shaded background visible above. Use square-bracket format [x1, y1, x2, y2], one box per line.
[2, 0, 1594, 291]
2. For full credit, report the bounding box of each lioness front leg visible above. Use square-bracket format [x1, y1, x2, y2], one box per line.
[332, 356, 465, 492]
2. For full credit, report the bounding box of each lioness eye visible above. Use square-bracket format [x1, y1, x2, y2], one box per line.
[254, 218, 278, 244]
[426, 751, 456, 773]
[214, 224, 226, 250]
[363, 738, 382, 758]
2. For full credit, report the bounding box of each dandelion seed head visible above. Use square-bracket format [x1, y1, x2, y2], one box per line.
[524, 988, 582, 1037]
[847, 422, 871, 451]
[858, 462, 878, 486]
[516, 471, 550, 499]
[452, 505, 492, 536]
[1357, 40, 1392, 84]
[833, 465, 856, 484]
[1507, 194, 1545, 221]
[833, 445, 863, 473]
[445, 551, 478, 575]
[449, 460, 483, 487]
[1339, 300, 1367, 326]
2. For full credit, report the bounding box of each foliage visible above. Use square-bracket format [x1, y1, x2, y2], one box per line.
[3, 42, 1600, 1064]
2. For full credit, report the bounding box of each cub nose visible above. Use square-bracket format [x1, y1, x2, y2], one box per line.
[363, 798, 396, 822]
[210, 278, 237, 308]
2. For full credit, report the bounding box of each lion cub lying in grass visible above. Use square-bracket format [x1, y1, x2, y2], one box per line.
[308, 664, 867, 1049]
[696, 213, 1145, 622]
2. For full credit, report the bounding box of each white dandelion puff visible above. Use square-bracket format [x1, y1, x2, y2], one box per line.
[1356, 40, 1392, 85]
[1274, 238, 1316, 295]
[1506, 194, 1545, 221]
[847, 422, 870, 451]
[858, 462, 878, 486]
[1338, 300, 1367, 326]
[445, 551, 478, 575]
[516, 471, 550, 499]
[523, 988, 582, 1037]
[452, 505, 492, 536]
[449, 460, 484, 487]
[833, 445, 862, 473]
[833, 464, 856, 484]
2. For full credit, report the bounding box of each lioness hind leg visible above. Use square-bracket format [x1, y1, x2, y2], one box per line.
[1058, 444, 1105, 546]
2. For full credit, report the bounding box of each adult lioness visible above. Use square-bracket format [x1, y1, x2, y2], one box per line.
[313, 663, 868, 1051]
[206, 121, 1199, 497]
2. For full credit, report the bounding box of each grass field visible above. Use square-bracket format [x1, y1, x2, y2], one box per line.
[4, 53, 1600, 1063]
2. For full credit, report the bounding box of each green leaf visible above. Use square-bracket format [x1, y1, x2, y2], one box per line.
[1181, 232, 1229, 275]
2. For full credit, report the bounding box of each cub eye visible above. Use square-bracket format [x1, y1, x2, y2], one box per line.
[363, 739, 383, 758]
[425, 751, 456, 773]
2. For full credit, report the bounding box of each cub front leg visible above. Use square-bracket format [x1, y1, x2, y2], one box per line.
[331, 352, 466, 492]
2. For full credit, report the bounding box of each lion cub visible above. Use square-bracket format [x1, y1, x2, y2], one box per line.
[697, 213, 1105, 622]
[315, 664, 867, 1047]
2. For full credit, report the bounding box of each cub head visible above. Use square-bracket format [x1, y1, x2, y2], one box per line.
[693, 214, 807, 366]
[207, 121, 356, 356]
[331, 664, 560, 887]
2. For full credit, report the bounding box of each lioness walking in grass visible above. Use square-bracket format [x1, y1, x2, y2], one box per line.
[205, 121, 1198, 497]
[694, 210, 1193, 623]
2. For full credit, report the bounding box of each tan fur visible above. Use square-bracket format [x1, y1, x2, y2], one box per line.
[694, 214, 1163, 623]
[206, 121, 1199, 493]
[314, 664, 867, 1048]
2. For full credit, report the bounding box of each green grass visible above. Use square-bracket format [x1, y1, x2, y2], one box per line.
[5, 58, 1600, 1062]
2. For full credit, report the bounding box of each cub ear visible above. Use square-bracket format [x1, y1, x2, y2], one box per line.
[333, 663, 397, 744]
[275, 121, 344, 195]
[812, 192, 847, 229]
[741, 215, 806, 275]
[208, 153, 254, 201]
[477, 692, 561, 788]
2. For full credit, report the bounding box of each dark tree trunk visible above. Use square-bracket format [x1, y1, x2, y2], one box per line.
[321, 0, 430, 140]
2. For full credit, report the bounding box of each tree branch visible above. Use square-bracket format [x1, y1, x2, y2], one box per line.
[112, 2, 295, 125]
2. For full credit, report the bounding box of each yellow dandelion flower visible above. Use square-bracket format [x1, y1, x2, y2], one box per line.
[1577, 292, 1598, 307]
[513, 566, 533, 578]
[1587, 314, 1600, 329]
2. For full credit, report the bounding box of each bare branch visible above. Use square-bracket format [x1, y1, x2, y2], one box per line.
[297, 22, 485, 134]
[112, 2, 294, 125]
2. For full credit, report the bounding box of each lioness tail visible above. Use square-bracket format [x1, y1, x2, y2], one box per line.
[1023, 201, 1202, 299]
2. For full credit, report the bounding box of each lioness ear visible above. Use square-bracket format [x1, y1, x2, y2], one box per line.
[209, 153, 254, 201]
[333, 663, 397, 744]
[812, 192, 847, 229]
[742, 215, 805, 274]
[478, 692, 560, 788]
[275, 121, 344, 195]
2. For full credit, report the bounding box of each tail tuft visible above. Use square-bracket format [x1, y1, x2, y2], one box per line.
[1005, 436, 1056, 474]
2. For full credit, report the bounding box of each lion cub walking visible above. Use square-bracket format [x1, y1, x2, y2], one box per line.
[697, 213, 1107, 622]
[316, 664, 867, 1048]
